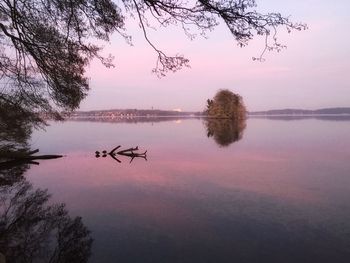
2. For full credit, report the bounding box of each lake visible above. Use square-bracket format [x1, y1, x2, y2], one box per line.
[7, 117, 350, 262]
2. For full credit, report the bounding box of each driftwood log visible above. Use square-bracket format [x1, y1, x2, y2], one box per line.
[0, 149, 63, 169]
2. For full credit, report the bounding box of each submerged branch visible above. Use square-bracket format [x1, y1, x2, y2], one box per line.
[96, 146, 147, 163]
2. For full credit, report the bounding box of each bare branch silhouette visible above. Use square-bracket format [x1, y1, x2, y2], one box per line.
[96, 146, 147, 163]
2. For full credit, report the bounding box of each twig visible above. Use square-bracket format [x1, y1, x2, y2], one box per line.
[109, 145, 121, 154]
[117, 146, 139, 154]
[109, 154, 121, 163]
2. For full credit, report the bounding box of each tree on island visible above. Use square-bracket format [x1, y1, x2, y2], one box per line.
[206, 89, 246, 120]
[0, 0, 306, 120]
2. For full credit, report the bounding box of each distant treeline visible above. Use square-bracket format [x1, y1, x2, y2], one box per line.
[248, 107, 350, 116]
[61, 107, 350, 122]
[66, 109, 204, 120]
[69, 116, 205, 124]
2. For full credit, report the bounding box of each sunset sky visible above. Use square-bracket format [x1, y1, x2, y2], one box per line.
[80, 0, 350, 112]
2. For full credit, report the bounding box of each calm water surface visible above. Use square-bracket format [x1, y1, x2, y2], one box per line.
[24, 117, 350, 262]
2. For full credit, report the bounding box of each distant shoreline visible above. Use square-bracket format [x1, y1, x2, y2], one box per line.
[63, 113, 350, 124]
[66, 107, 350, 119]
[248, 113, 350, 117]
[248, 107, 350, 116]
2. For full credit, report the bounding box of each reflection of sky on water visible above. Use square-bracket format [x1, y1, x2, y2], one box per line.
[27, 118, 350, 262]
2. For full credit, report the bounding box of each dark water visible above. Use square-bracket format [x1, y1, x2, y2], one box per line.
[18, 118, 350, 262]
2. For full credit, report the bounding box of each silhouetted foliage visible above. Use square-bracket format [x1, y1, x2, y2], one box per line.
[0, 177, 92, 262]
[206, 89, 246, 120]
[0, 97, 41, 149]
[204, 118, 246, 147]
[0, 99, 38, 184]
[0, 0, 124, 119]
[0, 0, 306, 118]
[0, 99, 49, 186]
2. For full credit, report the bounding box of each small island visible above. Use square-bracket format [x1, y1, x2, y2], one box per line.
[204, 89, 247, 147]
[205, 89, 247, 120]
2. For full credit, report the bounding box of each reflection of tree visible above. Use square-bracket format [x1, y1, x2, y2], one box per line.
[0, 99, 92, 262]
[0, 160, 30, 186]
[204, 118, 246, 147]
[0, 177, 92, 262]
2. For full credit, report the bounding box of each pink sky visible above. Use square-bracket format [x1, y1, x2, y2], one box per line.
[80, 0, 350, 112]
